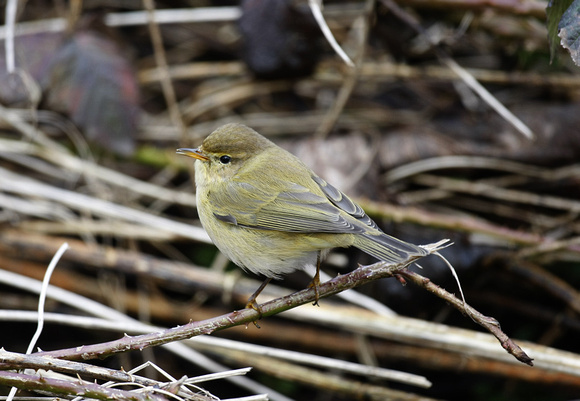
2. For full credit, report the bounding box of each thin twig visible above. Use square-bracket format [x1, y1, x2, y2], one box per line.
[5, 242, 69, 401]
[441, 57, 534, 139]
[27, 243, 69, 354]
[4, 0, 17, 72]
[142, 0, 187, 143]
[315, 0, 374, 138]
[308, 0, 355, 67]
[396, 269, 533, 365]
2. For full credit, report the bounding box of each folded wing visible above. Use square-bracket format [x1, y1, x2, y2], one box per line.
[211, 175, 373, 234]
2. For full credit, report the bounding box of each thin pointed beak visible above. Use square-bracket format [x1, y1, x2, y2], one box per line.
[176, 147, 209, 161]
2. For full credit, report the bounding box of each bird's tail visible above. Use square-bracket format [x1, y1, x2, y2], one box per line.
[355, 233, 427, 264]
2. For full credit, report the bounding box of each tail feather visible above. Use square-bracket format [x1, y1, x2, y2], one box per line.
[356, 233, 427, 264]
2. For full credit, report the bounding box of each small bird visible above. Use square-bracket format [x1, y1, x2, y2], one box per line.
[177, 123, 426, 308]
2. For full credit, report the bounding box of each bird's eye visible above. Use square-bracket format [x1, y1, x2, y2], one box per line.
[219, 155, 232, 164]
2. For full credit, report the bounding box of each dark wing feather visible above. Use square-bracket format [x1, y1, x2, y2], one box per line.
[312, 174, 428, 261]
[311, 174, 381, 231]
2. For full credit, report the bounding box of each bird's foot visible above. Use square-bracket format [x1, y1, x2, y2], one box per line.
[245, 298, 264, 328]
[309, 252, 322, 306]
[245, 277, 272, 327]
[308, 277, 321, 306]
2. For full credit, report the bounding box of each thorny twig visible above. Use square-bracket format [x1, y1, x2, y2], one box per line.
[20, 240, 531, 366]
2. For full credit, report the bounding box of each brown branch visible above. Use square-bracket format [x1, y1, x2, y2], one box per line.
[20, 242, 531, 366]
[397, 269, 533, 366]
[33, 255, 426, 360]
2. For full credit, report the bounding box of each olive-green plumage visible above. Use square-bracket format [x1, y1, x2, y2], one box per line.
[178, 123, 426, 279]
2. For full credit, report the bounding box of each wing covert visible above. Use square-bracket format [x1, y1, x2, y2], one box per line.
[209, 179, 366, 234]
[311, 174, 381, 231]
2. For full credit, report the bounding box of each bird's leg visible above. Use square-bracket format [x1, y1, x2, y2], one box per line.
[308, 251, 322, 306]
[245, 277, 272, 322]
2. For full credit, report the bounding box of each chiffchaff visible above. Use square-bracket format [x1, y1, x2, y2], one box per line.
[178, 123, 426, 307]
